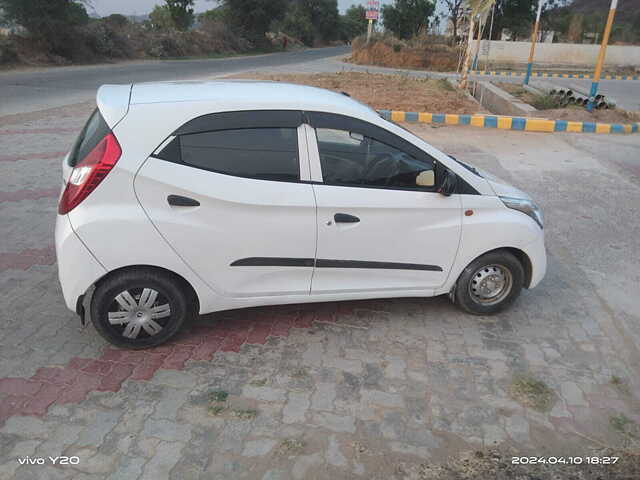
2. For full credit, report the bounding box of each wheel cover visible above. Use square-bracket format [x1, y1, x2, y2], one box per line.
[468, 264, 513, 306]
[107, 288, 171, 339]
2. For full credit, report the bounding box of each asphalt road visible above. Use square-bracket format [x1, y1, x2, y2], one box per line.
[0, 46, 350, 116]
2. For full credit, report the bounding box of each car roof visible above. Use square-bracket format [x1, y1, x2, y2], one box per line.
[129, 80, 379, 120]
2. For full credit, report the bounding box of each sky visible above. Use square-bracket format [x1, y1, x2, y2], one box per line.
[86, 0, 397, 17]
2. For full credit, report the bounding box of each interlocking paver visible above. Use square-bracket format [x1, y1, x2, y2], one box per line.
[1, 63, 639, 479]
[242, 438, 278, 457]
[282, 392, 310, 424]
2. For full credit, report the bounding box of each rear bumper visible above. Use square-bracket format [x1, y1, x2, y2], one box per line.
[55, 214, 106, 312]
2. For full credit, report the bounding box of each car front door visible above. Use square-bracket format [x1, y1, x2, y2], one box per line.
[135, 110, 317, 298]
[306, 112, 462, 295]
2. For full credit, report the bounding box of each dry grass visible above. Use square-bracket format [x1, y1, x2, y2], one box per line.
[496, 82, 640, 123]
[349, 36, 459, 72]
[277, 438, 306, 456]
[228, 72, 482, 114]
[508, 375, 556, 412]
[540, 107, 640, 124]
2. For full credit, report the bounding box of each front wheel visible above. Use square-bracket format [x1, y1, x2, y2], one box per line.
[454, 251, 524, 315]
[90, 269, 193, 349]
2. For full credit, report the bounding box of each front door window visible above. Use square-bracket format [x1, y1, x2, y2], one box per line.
[315, 127, 435, 189]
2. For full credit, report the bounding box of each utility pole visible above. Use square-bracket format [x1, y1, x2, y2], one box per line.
[524, 0, 544, 85]
[587, 0, 618, 111]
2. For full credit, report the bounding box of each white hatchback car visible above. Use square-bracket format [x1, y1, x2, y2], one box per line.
[55, 81, 546, 349]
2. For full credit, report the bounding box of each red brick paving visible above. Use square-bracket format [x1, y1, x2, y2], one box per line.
[0, 151, 67, 163]
[0, 128, 78, 136]
[0, 306, 353, 424]
[0, 246, 56, 271]
[0, 187, 59, 203]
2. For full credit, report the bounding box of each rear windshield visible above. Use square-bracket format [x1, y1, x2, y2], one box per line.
[68, 108, 110, 167]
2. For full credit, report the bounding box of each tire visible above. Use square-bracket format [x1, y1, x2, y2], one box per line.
[90, 269, 194, 349]
[454, 251, 524, 315]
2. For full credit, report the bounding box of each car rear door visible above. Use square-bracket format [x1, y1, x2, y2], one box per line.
[306, 112, 462, 295]
[134, 110, 317, 298]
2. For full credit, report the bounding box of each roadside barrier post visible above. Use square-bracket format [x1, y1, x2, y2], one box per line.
[524, 0, 543, 85]
[587, 0, 618, 112]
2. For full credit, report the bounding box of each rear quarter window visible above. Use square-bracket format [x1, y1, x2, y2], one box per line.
[68, 109, 110, 167]
[160, 128, 300, 183]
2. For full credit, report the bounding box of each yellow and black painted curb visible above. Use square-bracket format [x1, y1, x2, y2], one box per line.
[378, 110, 640, 134]
[470, 70, 639, 81]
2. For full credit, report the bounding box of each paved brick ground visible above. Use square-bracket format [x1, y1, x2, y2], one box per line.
[1, 72, 640, 479]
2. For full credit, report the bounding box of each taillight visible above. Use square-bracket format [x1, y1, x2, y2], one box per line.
[58, 133, 121, 215]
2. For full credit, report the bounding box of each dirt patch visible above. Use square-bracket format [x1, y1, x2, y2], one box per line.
[538, 107, 640, 123]
[495, 82, 640, 123]
[348, 36, 460, 72]
[227, 72, 482, 114]
[396, 447, 640, 480]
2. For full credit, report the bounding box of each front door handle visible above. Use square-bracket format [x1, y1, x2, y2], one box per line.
[167, 194, 200, 207]
[334, 213, 360, 223]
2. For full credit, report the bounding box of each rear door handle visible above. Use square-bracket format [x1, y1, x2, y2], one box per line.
[167, 195, 200, 207]
[334, 213, 360, 223]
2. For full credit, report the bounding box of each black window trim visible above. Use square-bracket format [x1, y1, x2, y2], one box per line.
[155, 126, 302, 184]
[173, 109, 304, 136]
[307, 111, 440, 193]
[152, 109, 479, 194]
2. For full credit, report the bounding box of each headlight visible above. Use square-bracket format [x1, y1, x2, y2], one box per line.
[500, 196, 544, 229]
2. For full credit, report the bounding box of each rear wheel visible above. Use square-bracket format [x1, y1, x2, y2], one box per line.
[454, 251, 524, 315]
[91, 270, 193, 349]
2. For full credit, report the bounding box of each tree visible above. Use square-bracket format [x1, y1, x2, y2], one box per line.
[459, 0, 495, 89]
[491, 0, 535, 41]
[280, 0, 340, 46]
[0, 0, 89, 55]
[149, 5, 175, 30]
[381, 0, 436, 40]
[442, 0, 464, 43]
[104, 14, 130, 28]
[165, 0, 195, 30]
[307, 0, 340, 42]
[222, 0, 288, 45]
[340, 5, 368, 41]
[281, 8, 315, 45]
[199, 6, 229, 24]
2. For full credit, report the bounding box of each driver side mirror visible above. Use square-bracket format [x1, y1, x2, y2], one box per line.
[438, 169, 458, 196]
[415, 170, 435, 187]
[349, 132, 365, 143]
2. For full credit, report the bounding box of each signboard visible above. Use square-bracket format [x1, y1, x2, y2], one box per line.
[366, 0, 380, 20]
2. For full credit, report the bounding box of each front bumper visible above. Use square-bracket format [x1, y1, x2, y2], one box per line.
[524, 234, 547, 289]
[55, 214, 106, 312]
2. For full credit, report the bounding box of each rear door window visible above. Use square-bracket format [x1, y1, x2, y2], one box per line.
[68, 108, 110, 167]
[179, 128, 299, 182]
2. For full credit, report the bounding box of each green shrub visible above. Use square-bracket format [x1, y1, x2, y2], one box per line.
[529, 94, 565, 110]
[0, 36, 19, 65]
[81, 20, 134, 59]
